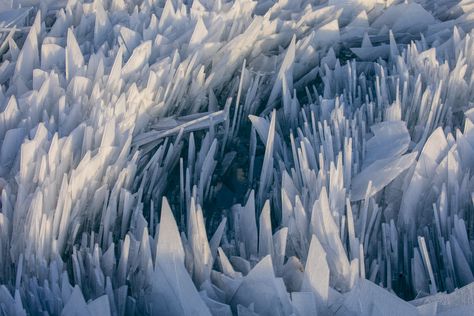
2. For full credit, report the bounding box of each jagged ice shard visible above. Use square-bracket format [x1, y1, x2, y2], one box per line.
[0, 0, 474, 315]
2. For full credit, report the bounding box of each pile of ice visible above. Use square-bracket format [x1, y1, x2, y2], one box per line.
[0, 0, 474, 315]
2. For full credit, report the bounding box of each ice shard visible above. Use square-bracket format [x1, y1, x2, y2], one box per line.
[0, 0, 473, 314]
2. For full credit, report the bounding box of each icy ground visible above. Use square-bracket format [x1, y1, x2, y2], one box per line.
[1, 0, 474, 315]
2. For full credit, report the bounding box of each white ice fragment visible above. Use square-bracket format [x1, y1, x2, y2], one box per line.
[291, 291, 318, 316]
[134, 110, 225, 147]
[314, 19, 340, 48]
[282, 256, 304, 292]
[351, 152, 417, 201]
[399, 128, 449, 226]
[87, 295, 111, 316]
[13, 11, 40, 85]
[200, 293, 232, 316]
[410, 283, 474, 313]
[189, 199, 212, 285]
[66, 29, 84, 81]
[121, 41, 152, 80]
[61, 286, 91, 316]
[372, 3, 435, 33]
[209, 217, 227, 261]
[119, 26, 142, 56]
[338, 279, 418, 316]
[234, 191, 258, 259]
[258, 110, 276, 206]
[41, 44, 65, 70]
[231, 256, 293, 316]
[301, 234, 329, 311]
[155, 197, 184, 266]
[0, 128, 25, 173]
[258, 200, 273, 258]
[311, 187, 351, 290]
[363, 121, 410, 168]
[218, 247, 241, 278]
[152, 198, 211, 315]
[272, 227, 288, 272]
[248, 115, 269, 144]
[189, 18, 208, 49]
[94, 0, 112, 48]
[267, 35, 295, 107]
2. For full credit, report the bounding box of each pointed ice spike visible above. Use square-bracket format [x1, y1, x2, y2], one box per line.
[107, 47, 123, 92]
[389, 30, 399, 60]
[152, 198, 211, 316]
[258, 200, 273, 258]
[362, 32, 372, 48]
[189, 200, 212, 285]
[248, 115, 270, 144]
[61, 286, 91, 316]
[189, 18, 208, 49]
[210, 217, 227, 261]
[237, 191, 258, 259]
[272, 227, 288, 272]
[231, 256, 293, 316]
[94, 0, 112, 49]
[14, 11, 40, 85]
[301, 235, 329, 311]
[218, 247, 240, 278]
[450, 235, 474, 287]
[311, 187, 351, 290]
[267, 35, 296, 108]
[66, 28, 84, 81]
[155, 197, 184, 266]
[258, 110, 276, 206]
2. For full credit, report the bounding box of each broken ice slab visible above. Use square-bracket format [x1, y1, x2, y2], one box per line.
[121, 41, 152, 80]
[363, 121, 410, 168]
[351, 44, 391, 61]
[13, 11, 40, 86]
[291, 292, 318, 316]
[398, 127, 449, 226]
[66, 28, 85, 82]
[437, 305, 474, 316]
[0, 8, 31, 28]
[410, 282, 474, 314]
[133, 110, 226, 147]
[233, 190, 258, 259]
[150, 261, 212, 316]
[41, 43, 66, 70]
[87, 295, 111, 316]
[151, 198, 211, 316]
[230, 256, 293, 316]
[281, 256, 304, 293]
[351, 152, 417, 201]
[336, 279, 418, 316]
[311, 188, 352, 290]
[200, 292, 232, 316]
[0, 128, 25, 174]
[371, 2, 435, 34]
[61, 286, 91, 316]
[301, 235, 329, 311]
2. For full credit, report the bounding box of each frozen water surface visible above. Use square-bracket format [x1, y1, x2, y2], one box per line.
[0, 0, 473, 315]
